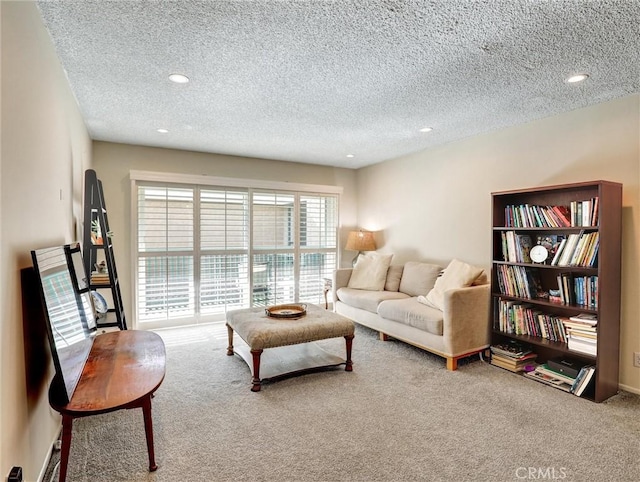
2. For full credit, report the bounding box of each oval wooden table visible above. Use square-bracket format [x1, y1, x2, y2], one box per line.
[49, 330, 166, 482]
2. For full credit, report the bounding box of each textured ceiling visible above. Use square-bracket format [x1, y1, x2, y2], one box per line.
[37, 1, 640, 169]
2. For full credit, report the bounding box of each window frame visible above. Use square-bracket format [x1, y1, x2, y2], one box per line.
[130, 171, 342, 329]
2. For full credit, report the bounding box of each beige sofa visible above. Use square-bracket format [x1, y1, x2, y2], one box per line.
[332, 259, 491, 370]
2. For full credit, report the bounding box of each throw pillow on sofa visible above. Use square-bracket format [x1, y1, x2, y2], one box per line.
[398, 261, 442, 296]
[422, 259, 484, 310]
[384, 265, 404, 292]
[348, 253, 393, 291]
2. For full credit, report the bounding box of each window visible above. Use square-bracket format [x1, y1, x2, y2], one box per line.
[137, 186, 195, 321]
[133, 177, 339, 327]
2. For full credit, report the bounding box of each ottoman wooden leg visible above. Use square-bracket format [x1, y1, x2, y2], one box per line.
[250, 349, 263, 392]
[226, 324, 234, 356]
[344, 334, 354, 372]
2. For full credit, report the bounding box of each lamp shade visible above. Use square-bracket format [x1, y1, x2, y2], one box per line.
[345, 230, 376, 252]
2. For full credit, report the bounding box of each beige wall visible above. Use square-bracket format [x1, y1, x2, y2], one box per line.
[1, 2, 92, 480]
[92, 141, 358, 326]
[357, 94, 640, 394]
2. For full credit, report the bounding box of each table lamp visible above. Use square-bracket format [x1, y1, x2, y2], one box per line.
[345, 230, 376, 266]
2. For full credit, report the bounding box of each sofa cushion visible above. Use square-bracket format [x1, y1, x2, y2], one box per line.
[336, 287, 410, 313]
[377, 298, 444, 336]
[424, 259, 484, 310]
[384, 265, 404, 292]
[398, 262, 442, 296]
[347, 253, 393, 291]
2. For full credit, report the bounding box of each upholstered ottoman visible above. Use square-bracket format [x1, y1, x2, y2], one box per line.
[226, 304, 354, 391]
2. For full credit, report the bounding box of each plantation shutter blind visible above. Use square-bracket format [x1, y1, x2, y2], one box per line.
[200, 188, 250, 314]
[299, 194, 338, 303]
[137, 185, 195, 321]
[134, 176, 339, 325]
[252, 191, 296, 306]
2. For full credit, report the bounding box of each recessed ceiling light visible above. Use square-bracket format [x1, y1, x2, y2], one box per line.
[346, 154, 355, 158]
[156, 128, 169, 133]
[566, 73, 589, 83]
[169, 73, 189, 84]
[419, 127, 433, 133]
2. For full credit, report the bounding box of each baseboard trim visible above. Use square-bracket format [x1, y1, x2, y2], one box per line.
[37, 424, 61, 482]
[618, 383, 640, 396]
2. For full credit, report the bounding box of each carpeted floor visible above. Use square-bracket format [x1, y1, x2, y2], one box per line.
[44, 322, 640, 482]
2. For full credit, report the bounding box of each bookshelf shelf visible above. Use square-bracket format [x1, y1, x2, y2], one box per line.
[493, 260, 598, 273]
[490, 292, 599, 313]
[491, 181, 622, 402]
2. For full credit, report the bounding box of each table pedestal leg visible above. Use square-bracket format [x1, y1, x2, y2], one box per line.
[142, 396, 158, 471]
[226, 325, 234, 356]
[58, 414, 73, 482]
[250, 349, 263, 392]
[344, 334, 354, 372]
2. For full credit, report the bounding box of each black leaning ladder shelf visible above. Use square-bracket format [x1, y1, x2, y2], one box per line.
[82, 169, 127, 330]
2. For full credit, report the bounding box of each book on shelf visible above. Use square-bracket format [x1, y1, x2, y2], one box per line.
[572, 366, 596, 396]
[570, 198, 599, 227]
[504, 204, 572, 228]
[503, 198, 599, 229]
[535, 363, 577, 385]
[496, 265, 542, 299]
[568, 313, 597, 324]
[551, 205, 572, 227]
[501, 231, 533, 263]
[490, 340, 533, 358]
[563, 319, 598, 331]
[554, 274, 598, 308]
[90, 271, 110, 283]
[550, 231, 599, 268]
[523, 368, 573, 392]
[567, 337, 597, 356]
[490, 352, 537, 373]
[550, 238, 566, 265]
[564, 323, 597, 336]
[496, 298, 568, 342]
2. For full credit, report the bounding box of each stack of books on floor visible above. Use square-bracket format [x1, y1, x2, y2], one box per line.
[524, 358, 596, 397]
[562, 313, 598, 356]
[490, 340, 537, 372]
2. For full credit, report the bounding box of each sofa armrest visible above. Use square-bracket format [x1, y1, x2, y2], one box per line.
[332, 268, 353, 305]
[441, 284, 491, 355]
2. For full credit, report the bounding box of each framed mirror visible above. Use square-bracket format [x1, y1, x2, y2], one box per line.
[65, 243, 90, 293]
[31, 243, 97, 404]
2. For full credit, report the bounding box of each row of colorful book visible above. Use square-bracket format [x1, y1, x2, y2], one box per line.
[569, 198, 599, 227]
[494, 302, 598, 356]
[555, 274, 598, 309]
[552, 231, 599, 267]
[504, 204, 571, 228]
[495, 265, 541, 299]
[495, 264, 598, 308]
[496, 298, 568, 342]
[503, 198, 599, 228]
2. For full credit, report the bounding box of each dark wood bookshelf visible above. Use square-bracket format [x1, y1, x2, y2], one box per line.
[491, 181, 622, 402]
